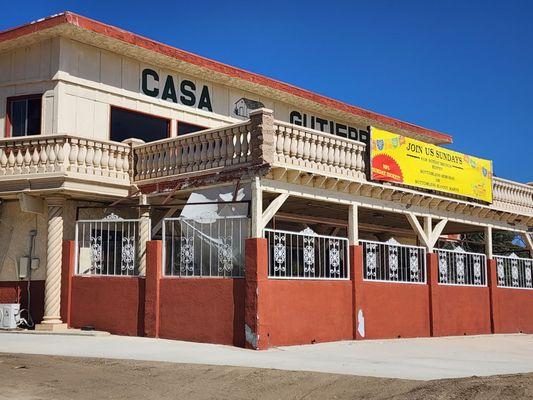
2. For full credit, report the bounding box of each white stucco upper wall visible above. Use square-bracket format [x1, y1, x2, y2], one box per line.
[53, 38, 371, 141]
[0, 38, 59, 137]
[0, 35, 371, 142]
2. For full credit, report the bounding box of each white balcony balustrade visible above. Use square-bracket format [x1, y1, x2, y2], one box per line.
[0, 113, 530, 223]
[492, 178, 533, 216]
[272, 121, 366, 180]
[133, 122, 253, 182]
[0, 135, 131, 197]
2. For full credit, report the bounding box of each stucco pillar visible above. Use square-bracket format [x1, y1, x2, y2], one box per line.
[348, 204, 360, 340]
[37, 197, 67, 330]
[351, 245, 364, 339]
[137, 208, 151, 276]
[244, 238, 269, 349]
[426, 252, 439, 336]
[249, 108, 275, 166]
[145, 240, 162, 338]
[487, 258, 500, 333]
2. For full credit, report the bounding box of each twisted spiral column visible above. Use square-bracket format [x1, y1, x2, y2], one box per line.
[41, 197, 65, 325]
[137, 208, 151, 276]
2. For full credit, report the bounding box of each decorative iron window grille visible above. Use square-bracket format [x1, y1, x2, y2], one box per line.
[264, 228, 349, 280]
[494, 254, 533, 289]
[162, 216, 249, 278]
[75, 214, 142, 276]
[436, 247, 487, 286]
[361, 239, 426, 284]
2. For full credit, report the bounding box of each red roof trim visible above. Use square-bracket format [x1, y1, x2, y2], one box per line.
[0, 11, 452, 143]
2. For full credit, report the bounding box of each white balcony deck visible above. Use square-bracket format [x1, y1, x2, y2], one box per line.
[0, 111, 531, 227]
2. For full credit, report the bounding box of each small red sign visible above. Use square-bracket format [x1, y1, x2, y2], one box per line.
[371, 154, 404, 183]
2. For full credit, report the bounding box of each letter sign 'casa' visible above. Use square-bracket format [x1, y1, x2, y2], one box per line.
[141, 68, 213, 112]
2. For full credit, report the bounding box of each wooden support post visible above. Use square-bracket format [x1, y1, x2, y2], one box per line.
[348, 203, 359, 246]
[251, 177, 263, 238]
[424, 216, 432, 252]
[406, 213, 430, 250]
[485, 226, 493, 259]
[406, 213, 447, 253]
[251, 178, 289, 238]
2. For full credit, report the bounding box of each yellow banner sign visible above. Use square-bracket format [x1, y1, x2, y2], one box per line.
[370, 127, 493, 202]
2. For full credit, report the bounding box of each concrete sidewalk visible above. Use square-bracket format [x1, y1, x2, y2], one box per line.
[0, 332, 532, 380]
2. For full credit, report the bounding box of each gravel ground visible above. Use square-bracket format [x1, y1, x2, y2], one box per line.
[0, 353, 532, 400]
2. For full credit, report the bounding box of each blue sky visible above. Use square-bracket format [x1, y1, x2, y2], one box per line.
[3, 1, 532, 182]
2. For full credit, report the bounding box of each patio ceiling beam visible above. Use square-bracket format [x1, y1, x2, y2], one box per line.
[259, 178, 528, 233]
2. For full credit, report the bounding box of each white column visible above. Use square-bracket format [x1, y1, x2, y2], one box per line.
[348, 203, 359, 245]
[423, 216, 434, 252]
[251, 177, 263, 238]
[485, 225, 493, 259]
[37, 197, 67, 330]
[138, 207, 151, 276]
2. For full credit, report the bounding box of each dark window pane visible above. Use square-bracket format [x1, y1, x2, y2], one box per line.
[27, 98, 42, 135]
[110, 107, 169, 142]
[11, 100, 27, 137]
[178, 121, 205, 136]
[9, 96, 41, 137]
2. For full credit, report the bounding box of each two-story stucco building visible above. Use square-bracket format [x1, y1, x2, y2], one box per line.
[0, 12, 531, 347]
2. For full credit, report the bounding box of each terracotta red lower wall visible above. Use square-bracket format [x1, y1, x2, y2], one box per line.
[0, 280, 45, 324]
[356, 281, 430, 339]
[432, 285, 491, 336]
[62, 240, 533, 348]
[70, 276, 145, 336]
[159, 278, 245, 346]
[493, 288, 533, 334]
[262, 280, 354, 347]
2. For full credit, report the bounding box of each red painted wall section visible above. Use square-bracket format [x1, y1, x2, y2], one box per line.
[489, 260, 533, 334]
[356, 281, 430, 339]
[431, 285, 491, 336]
[493, 288, 533, 333]
[428, 253, 491, 337]
[144, 240, 161, 338]
[158, 278, 245, 346]
[355, 245, 430, 340]
[0, 280, 45, 324]
[249, 243, 353, 348]
[70, 276, 145, 336]
[262, 280, 353, 347]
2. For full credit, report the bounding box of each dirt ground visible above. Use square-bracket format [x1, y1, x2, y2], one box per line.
[0, 353, 532, 400]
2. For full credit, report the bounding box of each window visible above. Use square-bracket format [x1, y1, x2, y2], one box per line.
[6, 95, 42, 137]
[177, 121, 206, 136]
[110, 107, 170, 142]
